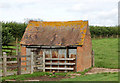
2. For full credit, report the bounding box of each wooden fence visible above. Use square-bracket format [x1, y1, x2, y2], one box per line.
[0, 51, 76, 77]
[0, 52, 34, 77]
[2, 44, 19, 56]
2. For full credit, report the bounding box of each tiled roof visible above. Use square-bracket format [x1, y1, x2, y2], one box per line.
[20, 20, 88, 46]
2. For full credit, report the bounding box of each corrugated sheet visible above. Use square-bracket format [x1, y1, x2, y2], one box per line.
[20, 20, 88, 46]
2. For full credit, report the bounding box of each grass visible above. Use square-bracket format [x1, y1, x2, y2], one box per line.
[2, 71, 118, 81]
[61, 72, 118, 81]
[92, 38, 118, 68]
[2, 72, 68, 81]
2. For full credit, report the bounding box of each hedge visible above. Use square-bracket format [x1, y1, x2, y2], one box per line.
[90, 26, 118, 38]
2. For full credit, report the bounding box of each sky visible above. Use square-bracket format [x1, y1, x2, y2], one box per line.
[0, 0, 119, 26]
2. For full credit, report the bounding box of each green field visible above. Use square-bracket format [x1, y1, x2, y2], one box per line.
[92, 38, 118, 68]
[61, 72, 118, 81]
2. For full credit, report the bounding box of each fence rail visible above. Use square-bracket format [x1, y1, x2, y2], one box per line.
[0, 51, 76, 77]
[0, 52, 34, 77]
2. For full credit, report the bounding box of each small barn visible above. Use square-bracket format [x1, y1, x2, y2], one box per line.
[20, 20, 93, 72]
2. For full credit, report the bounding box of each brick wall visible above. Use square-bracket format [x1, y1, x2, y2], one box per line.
[20, 45, 27, 66]
[20, 45, 26, 55]
[76, 27, 92, 72]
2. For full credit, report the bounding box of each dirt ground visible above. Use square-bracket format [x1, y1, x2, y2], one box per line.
[6, 67, 120, 81]
[85, 67, 120, 75]
[26, 76, 68, 81]
[26, 67, 120, 81]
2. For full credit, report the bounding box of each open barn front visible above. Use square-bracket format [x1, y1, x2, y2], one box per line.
[25, 46, 77, 72]
[20, 20, 93, 73]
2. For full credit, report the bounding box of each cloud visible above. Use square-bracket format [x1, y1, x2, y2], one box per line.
[66, 0, 118, 26]
[0, 0, 119, 26]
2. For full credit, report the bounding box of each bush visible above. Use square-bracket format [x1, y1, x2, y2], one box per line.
[2, 22, 27, 45]
[2, 27, 15, 45]
[90, 26, 118, 38]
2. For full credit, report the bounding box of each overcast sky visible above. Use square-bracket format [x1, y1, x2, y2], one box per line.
[0, 0, 119, 26]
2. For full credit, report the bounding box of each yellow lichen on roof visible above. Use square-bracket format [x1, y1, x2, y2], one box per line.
[28, 20, 87, 27]
[20, 20, 89, 46]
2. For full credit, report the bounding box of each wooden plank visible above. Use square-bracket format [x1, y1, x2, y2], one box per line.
[45, 63, 75, 65]
[17, 52, 21, 75]
[50, 49, 52, 72]
[3, 52, 7, 77]
[30, 52, 34, 74]
[38, 67, 74, 70]
[6, 61, 17, 64]
[7, 56, 17, 58]
[33, 65, 43, 67]
[65, 50, 67, 72]
[34, 55, 43, 57]
[45, 58, 75, 60]
[58, 52, 59, 72]
[43, 52, 45, 72]
[16, 38, 18, 56]
[66, 47, 69, 58]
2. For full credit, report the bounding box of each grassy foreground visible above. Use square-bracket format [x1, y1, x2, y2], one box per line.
[2, 72, 118, 81]
[92, 38, 118, 68]
[2, 72, 67, 81]
[61, 72, 118, 81]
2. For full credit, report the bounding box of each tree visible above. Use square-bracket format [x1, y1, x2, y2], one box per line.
[2, 27, 15, 45]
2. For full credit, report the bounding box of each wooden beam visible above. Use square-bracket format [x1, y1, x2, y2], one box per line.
[44, 67, 74, 70]
[45, 63, 75, 65]
[3, 52, 7, 77]
[43, 52, 45, 72]
[7, 61, 17, 64]
[30, 52, 34, 74]
[50, 49, 52, 72]
[66, 47, 69, 58]
[45, 58, 75, 60]
[17, 52, 21, 75]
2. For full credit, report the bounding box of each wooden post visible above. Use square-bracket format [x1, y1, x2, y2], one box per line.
[65, 49, 67, 72]
[16, 38, 18, 56]
[94, 35, 95, 39]
[30, 52, 34, 74]
[92, 50, 94, 67]
[3, 52, 7, 77]
[66, 47, 69, 72]
[99, 35, 100, 38]
[58, 53, 59, 72]
[50, 49, 52, 72]
[117, 35, 118, 38]
[17, 52, 21, 75]
[43, 52, 45, 72]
